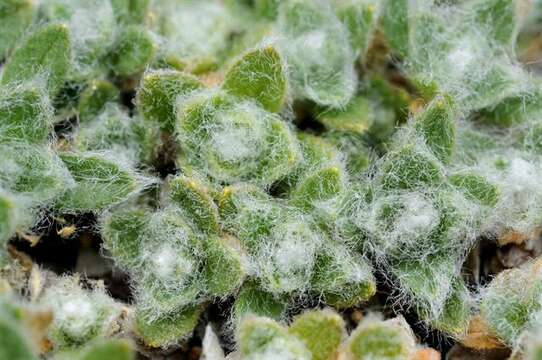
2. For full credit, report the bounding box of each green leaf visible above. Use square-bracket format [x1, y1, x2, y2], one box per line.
[323, 131, 371, 175]
[316, 95, 373, 134]
[110, 0, 150, 24]
[218, 185, 279, 251]
[0, 83, 53, 143]
[41, 277, 122, 349]
[413, 95, 456, 163]
[477, 87, 542, 127]
[381, 0, 410, 58]
[101, 208, 148, 269]
[55, 153, 141, 213]
[74, 105, 138, 158]
[311, 243, 376, 308]
[1, 23, 71, 96]
[222, 46, 287, 113]
[134, 306, 201, 348]
[0, 191, 17, 245]
[408, 11, 451, 75]
[346, 317, 415, 359]
[462, 62, 519, 111]
[55, 339, 135, 360]
[177, 91, 300, 186]
[470, 0, 523, 49]
[449, 173, 500, 207]
[169, 175, 220, 234]
[523, 121, 542, 155]
[480, 258, 542, 346]
[0, 143, 74, 204]
[78, 340, 134, 360]
[391, 255, 465, 335]
[297, 133, 340, 169]
[77, 80, 120, 123]
[203, 235, 245, 297]
[278, 0, 357, 108]
[289, 310, 344, 360]
[109, 26, 155, 77]
[427, 279, 471, 338]
[132, 206, 203, 313]
[379, 145, 444, 190]
[233, 280, 287, 323]
[0, 0, 35, 59]
[334, 0, 379, 57]
[238, 316, 311, 359]
[291, 166, 344, 211]
[0, 297, 37, 360]
[136, 69, 202, 132]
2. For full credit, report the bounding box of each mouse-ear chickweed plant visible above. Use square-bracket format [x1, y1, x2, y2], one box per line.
[2, 0, 542, 357]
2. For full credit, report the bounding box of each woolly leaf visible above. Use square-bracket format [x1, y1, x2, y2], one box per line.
[177, 92, 300, 186]
[109, 26, 155, 77]
[110, 0, 150, 24]
[278, 0, 357, 108]
[291, 166, 344, 211]
[0, 195, 14, 245]
[74, 105, 139, 159]
[55, 153, 141, 213]
[427, 279, 471, 338]
[77, 80, 120, 123]
[238, 317, 311, 359]
[1, 24, 70, 96]
[0, 0, 35, 59]
[391, 255, 465, 334]
[408, 11, 451, 76]
[311, 243, 376, 308]
[56, 339, 135, 360]
[477, 87, 542, 127]
[134, 306, 201, 348]
[133, 206, 203, 313]
[379, 145, 443, 190]
[316, 95, 373, 134]
[223, 46, 287, 113]
[101, 208, 148, 269]
[203, 235, 245, 297]
[136, 69, 202, 132]
[0, 83, 53, 143]
[449, 173, 500, 207]
[258, 218, 322, 295]
[169, 175, 220, 235]
[78, 340, 134, 360]
[0, 297, 37, 360]
[462, 62, 518, 111]
[523, 121, 542, 155]
[41, 277, 123, 349]
[381, 0, 410, 58]
[470, 0, 524, 49]
[480, 257, 542, 346]
[413, 95, 456, 163]
[0, 143, 74, 204]
[298, 133, 341, 169]
[324, 131, 371, 175]
[233, 281, 287, 323]
[39, 0, 116, 79]
[334, 0, 379, 57]
[153, 1, 233, 74]
[219, 185, 279, 252]
[288, 310, 344, 360]
[346, 317, 415, 360]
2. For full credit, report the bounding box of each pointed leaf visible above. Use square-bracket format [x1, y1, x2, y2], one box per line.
[413, 95, 456, 163]
[1, 24, 70, 96]
[222, 46, 287, 113]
